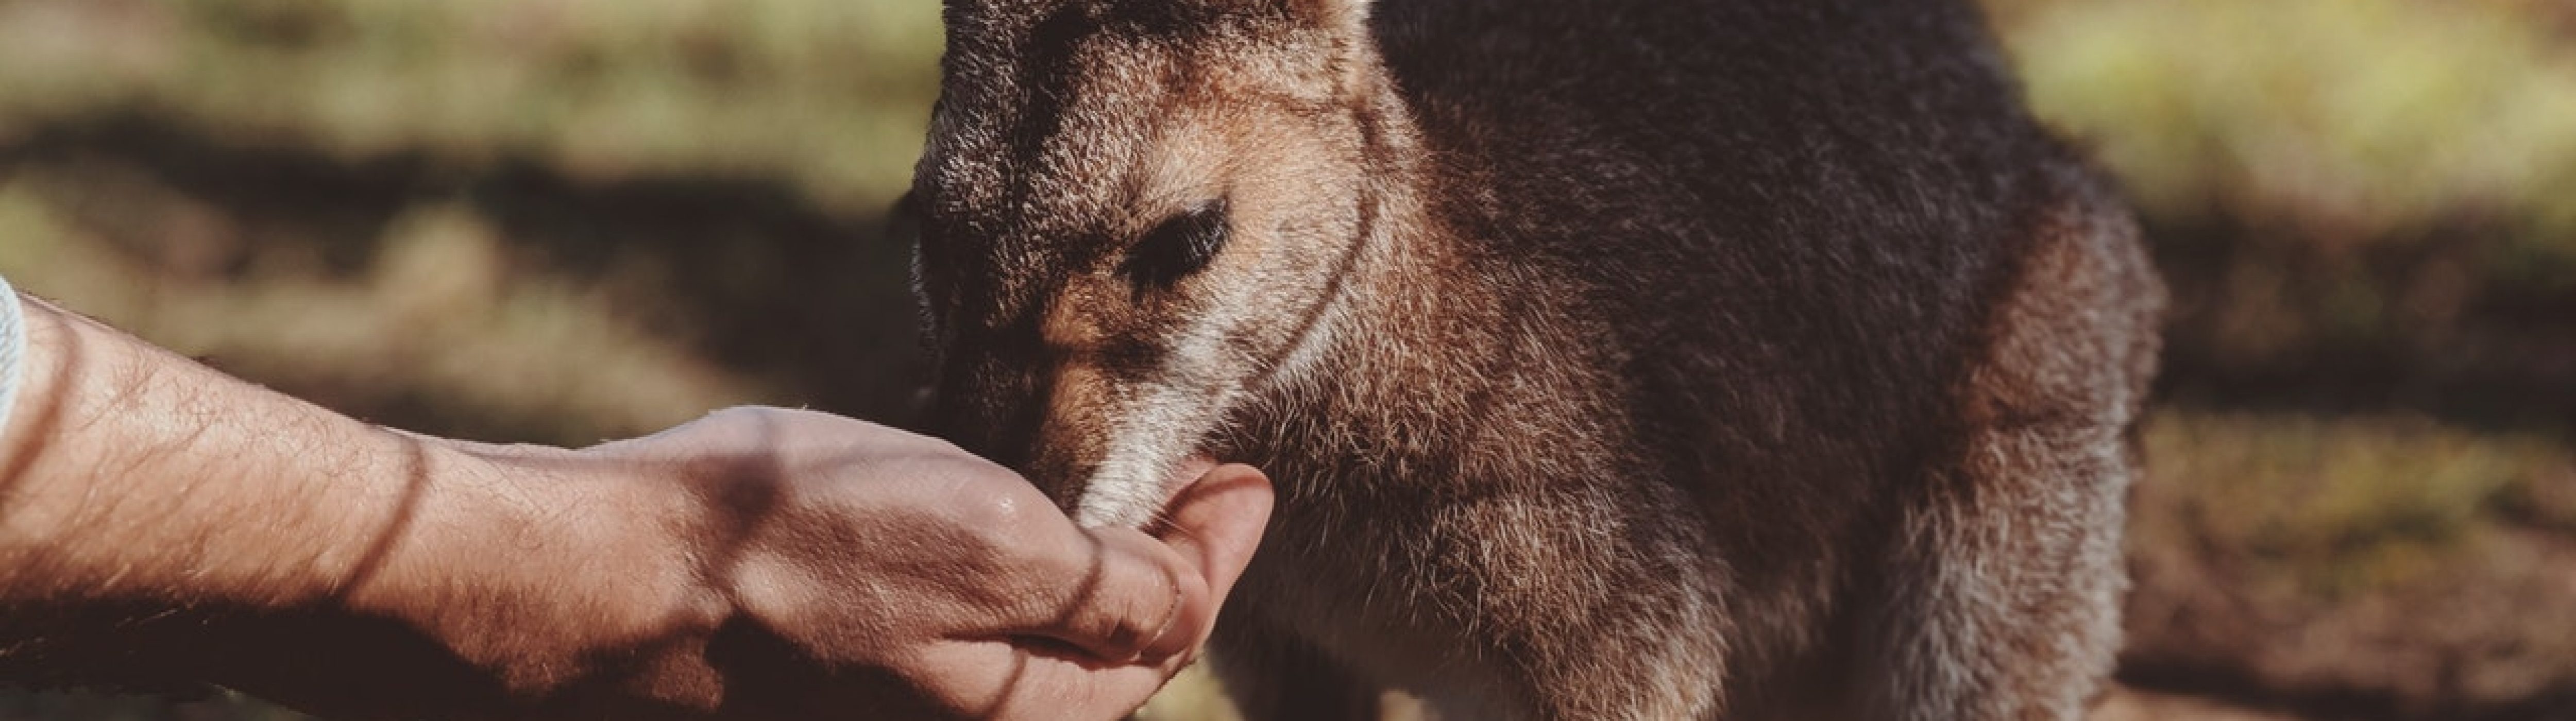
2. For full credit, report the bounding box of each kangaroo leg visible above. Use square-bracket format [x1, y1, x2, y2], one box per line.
[1851, 189, 2156, 720]
[1205, 614, 1382, 721]
[1854, 207, 2153, 719]
[1860, 420, 2133, 721]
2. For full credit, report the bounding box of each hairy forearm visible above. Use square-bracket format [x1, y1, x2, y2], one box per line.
[0, 296, 425, 609]
[0, 294, 680, 711]
[0, 294, 456, 688]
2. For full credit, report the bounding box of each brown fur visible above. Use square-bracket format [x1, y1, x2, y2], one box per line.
[903, 0, 2166, 718]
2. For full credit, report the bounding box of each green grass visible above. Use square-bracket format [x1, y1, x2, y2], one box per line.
[1994, 0, 2576, 414]
[2137, 409, 2572, 598]
[0, 170, 761, 444]
[2006, 0, 2576, 249]
[0, 0, 944, 214]
[2127, 409, 2576, 709]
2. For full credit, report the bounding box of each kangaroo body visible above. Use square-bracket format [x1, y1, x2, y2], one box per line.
[908, 0, 2164, 718]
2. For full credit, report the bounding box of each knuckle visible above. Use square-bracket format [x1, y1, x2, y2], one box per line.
[954, 486, 1044, 533]
[1147, 562, 1209, 651]
[919, 458, 1049, 524]
[925, 479, 1067, 574]
[938, 471, 1046, 528]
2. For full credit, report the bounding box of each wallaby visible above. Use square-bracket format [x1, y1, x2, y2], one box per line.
[903, 0, 2165, 718]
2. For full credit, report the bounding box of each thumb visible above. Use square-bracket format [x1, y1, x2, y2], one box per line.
[1153, 464, 1274, 639]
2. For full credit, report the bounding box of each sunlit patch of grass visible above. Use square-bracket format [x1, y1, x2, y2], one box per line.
[2002, 0, 2576, 254]
[0, 0, 943, 213]
[2128, 408, 2576, 708]
[2138, 409, 2570, 597]
[0, 170, 766, 445]
[1995, 0, 2576, 401]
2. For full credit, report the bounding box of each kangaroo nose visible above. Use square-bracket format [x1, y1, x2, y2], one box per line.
[926, 354, 1048, 474]
[1020, 362, 1122, 509]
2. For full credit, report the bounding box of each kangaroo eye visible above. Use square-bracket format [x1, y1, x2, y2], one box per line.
[1120, 199, 1228, 290]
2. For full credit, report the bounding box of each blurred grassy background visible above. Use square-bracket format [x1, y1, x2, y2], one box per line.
[0, 0, 2570, 718]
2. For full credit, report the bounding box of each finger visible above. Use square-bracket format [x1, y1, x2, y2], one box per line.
[910, 468, 1270, 719]
[1155, 464, 1273, 611]
[907, 639, 1178, 721]
[1143, 456, 1219, 535]
[1022, 528, 1207, 664]
[1008, 465, 1272, 665]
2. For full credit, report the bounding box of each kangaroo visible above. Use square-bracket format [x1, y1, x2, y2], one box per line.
[903, 0, 2164, 718]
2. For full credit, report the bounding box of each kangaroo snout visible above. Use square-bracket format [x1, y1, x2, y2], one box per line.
[927, 324, 1241, 529]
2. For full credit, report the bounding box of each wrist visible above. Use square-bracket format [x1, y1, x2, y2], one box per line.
[328, 436, 730, 710]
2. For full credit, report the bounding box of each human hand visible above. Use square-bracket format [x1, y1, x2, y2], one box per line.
[329, 407, 1272, 720]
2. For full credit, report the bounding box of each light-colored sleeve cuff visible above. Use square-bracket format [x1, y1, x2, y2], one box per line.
[0, 274, 25, 435]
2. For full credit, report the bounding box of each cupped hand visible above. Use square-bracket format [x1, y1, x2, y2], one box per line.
[389, 407, 1272, 720]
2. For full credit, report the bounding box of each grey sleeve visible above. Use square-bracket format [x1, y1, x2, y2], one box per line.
[0, 274, 25, 433]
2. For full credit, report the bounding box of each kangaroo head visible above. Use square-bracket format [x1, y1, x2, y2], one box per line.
[907, 0, 1386, 527]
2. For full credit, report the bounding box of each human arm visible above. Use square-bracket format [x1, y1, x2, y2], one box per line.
[0, 291, 1273, 719]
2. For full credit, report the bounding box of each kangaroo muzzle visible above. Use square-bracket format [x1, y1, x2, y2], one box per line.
[1063, 377, 1226, 528]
